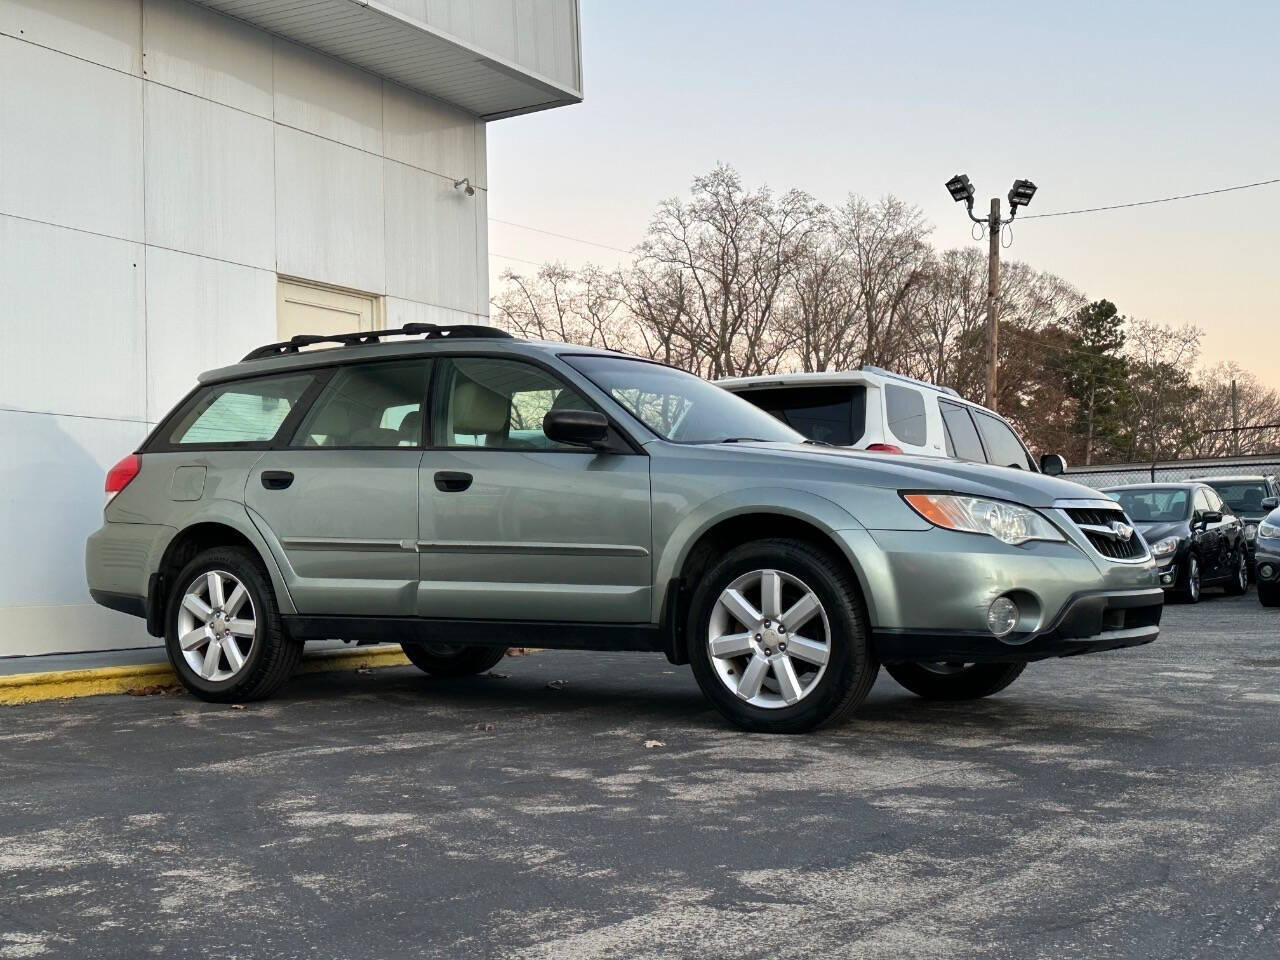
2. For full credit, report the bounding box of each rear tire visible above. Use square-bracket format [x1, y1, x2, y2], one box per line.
[166, 546, 301, 703]
[687, 538, 878, 734]
[885, 661, 1026, 701]
[1225, 549, 1249, 596]
[1259, 582, 1280, 608]
[401, 643, 507, 677]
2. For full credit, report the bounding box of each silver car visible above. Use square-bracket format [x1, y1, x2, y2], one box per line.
[87, 324, 1162, 733]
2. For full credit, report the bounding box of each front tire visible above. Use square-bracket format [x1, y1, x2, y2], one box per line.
[687, 538, 878, 734]
[401, 643, 507, 677]
[1224, 549, 1249, 596]
[1259, 582, 1280, 608]
[1181, 554, 1202, 604]
[166, 546, 301, 703]
[885, 661, 1026, 700]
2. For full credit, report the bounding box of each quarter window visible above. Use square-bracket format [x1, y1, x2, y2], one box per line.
[168, 373, 314, 446]
[432, 357, 594, 450]
[290, 360, 430, 448]
[973, 411, 1035, 470]
[884, 385, 927, 447]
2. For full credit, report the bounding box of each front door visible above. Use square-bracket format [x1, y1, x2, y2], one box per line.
[245, 358, 430, 615]
[417, 355, 652, 623]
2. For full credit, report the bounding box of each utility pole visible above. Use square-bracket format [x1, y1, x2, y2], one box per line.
[944, 175, 1038, 414]
[1231, 378, 1240, 455]
[985, 197, 1001, 410]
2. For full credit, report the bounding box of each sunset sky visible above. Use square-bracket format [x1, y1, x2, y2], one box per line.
[487, 0, 1279, 385]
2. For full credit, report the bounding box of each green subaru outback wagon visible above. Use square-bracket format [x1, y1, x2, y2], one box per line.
[87, 324, 1162, 733]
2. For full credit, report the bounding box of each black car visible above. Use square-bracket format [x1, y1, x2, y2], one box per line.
[1103, 482, 1249, 603]
[1189, 474, 1280, 577]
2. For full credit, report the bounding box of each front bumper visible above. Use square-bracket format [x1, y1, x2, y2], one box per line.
[837, 525, 1162, 664]
[874, 588, 1163, 663]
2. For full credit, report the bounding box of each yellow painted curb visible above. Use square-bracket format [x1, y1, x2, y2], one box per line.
[0, 647, 411, 706]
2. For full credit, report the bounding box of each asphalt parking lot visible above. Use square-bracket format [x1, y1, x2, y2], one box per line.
[2, 592, 1278, 960]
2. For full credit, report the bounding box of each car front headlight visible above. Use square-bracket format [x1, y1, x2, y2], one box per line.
[1260, 521, 1280, 540]
[903, 493, 1063, 545]
[1245, 523, 1258, 541]
[1150, 536, 1179, 558]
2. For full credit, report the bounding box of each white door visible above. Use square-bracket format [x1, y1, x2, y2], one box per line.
[276, 279, 380, 341]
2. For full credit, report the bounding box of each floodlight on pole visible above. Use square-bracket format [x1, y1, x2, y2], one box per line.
[942, 174, 1041, 412]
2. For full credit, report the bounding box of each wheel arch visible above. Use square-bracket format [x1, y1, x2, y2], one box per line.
[148, 507, 294, 635]
[658, 494, 875, 664]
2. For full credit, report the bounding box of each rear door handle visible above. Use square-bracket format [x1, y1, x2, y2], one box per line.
[434, 471, 472, 493]
[261, 470, 294, 490]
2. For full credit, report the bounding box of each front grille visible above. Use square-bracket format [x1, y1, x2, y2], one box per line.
[1064, 507, 1149, 560]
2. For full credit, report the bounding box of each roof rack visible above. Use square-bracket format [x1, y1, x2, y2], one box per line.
[860, 365, 961, 397]
[241, 323, 512, 362]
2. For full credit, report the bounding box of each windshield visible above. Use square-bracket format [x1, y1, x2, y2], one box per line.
[565, 356, 804, 444]
[1108, 488, 1191, 523]
[1206, 481, 1269, 514]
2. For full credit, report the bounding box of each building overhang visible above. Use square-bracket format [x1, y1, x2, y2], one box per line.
[193, 0, 582, 120]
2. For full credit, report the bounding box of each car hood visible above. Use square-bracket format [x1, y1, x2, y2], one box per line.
[708, 442, 1112, 508]
[1133, 520, 1187, 544]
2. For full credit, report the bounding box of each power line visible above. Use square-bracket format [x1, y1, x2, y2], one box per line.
[488, 217, 635, 255]
[489, 251, 546, 268]
[1021, 177, 1280, 220]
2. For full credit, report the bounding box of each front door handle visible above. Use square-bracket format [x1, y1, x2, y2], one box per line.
[434, 471, 473, 493]
[261, 470, 294, 490]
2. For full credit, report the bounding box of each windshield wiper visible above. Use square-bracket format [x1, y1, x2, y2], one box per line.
[714, 437, 772, 444]
[802, 439, 832, 446]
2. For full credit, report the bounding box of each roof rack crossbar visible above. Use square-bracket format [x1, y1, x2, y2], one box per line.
[241, 323, 512, 362]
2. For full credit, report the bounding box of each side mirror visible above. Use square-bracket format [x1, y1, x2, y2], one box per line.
[1262, 497, 1279, 511]
[1040, 453, 1067, 476]
[1200, 510, 1223, 525]
[543, 409, 610, 449]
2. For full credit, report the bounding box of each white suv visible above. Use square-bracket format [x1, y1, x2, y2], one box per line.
[717, 367, 1065, 474]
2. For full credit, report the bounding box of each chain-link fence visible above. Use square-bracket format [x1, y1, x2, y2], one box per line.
[1065, 454, 1280, 491]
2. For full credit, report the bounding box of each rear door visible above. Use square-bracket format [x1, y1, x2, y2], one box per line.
[417, 355, 652, 623]
[245, 358, 430, 615]
[1191, 487, 1224, 578]
[938, 400, 987, 463]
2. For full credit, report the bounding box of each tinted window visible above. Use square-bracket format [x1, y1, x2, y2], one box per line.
[884, 385, 927, 446]
[1206, 481, 1268, 514]
[1110, 488, 1191, 522]
[973, 411, 1035, 470]
[735, 386, 865, 446]
[566, 356, 802, 444]
[291, 360, 429, 448]
[168, 373, 314, 446]
[432, 357, 594, 450]
[939, 401, 985, 462]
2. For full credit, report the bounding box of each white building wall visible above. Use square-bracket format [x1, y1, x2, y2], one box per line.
[0, 0, 496, 656]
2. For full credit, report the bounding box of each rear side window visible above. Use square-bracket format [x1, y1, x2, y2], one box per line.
[973, 411, 1035, 470]
[884, 385, 926, 446]
[939, 401, 986, 462]
[167, 373, 314, 446]
[290, 360, 430, 448]
[735, 386, 865, 446]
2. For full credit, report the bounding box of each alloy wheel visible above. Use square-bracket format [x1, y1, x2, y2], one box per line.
[1188, 557, 1201, 602]
[176, 570, 257, 681]
[706, 569, 831, 709]
[1239, 554, 1249, 592]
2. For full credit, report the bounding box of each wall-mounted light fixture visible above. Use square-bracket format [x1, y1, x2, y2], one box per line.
[453, 177, 475, 197]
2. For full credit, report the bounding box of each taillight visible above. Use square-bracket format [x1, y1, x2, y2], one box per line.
[105, 454, 141, 505]
[865, 443, 903, 454]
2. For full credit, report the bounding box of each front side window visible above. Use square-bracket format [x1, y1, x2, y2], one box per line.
[939, 401, 986, 462]
[168, 373, 314, 446]
[566, 356, 802, 444]
[734, 386, 865, 446]
[291, 360, 430, 448]
[432, 357, 594, 450]
[973, 411, 1035, 470]
[884, 385, 927, 447]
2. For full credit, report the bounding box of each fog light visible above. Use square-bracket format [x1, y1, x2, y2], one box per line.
[1160, 573, 1173, 585]
[1260, 563, 1276, 581]
[987, 597, 1019, 637]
